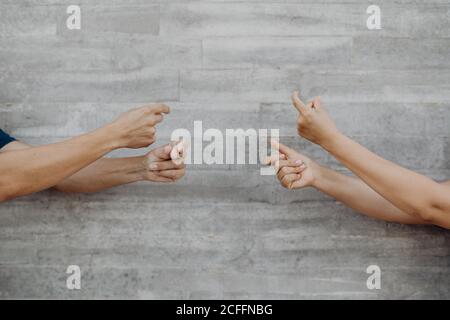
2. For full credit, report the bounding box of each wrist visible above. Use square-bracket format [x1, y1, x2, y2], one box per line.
[134, 156, 148, 181]
[311, 162, 324, 189]
[320, 131, 347, 154]
[99, 122, 125, 150]
[85, 126, 120, 154]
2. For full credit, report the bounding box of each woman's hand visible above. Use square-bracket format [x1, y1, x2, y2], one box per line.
[144, 142, 186, 183]
[267, 139, 320, 190]
[292, 91, 341, 149]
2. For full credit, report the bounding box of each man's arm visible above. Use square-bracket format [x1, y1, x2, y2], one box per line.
[0, 104, 169, 201]
[291, 92, 450, 229]
[55, 156, 148, 193]
[55, 142, 185, 193]
[270, 141, 427, 225]
[2, 140, 185, 193]
[0, 129, 117, 201]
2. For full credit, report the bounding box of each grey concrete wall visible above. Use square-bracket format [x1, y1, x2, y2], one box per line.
[1, 0, 450, 299]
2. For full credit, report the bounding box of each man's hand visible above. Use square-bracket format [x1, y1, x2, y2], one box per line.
[292, 91, 341, 149]
[267, 139, 320, 190]
[143, 142, 186, 183]
[108, 104, 170, 149]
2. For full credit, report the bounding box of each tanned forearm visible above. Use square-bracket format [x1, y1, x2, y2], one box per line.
[324, 134, 450, 229]
[54, 156, 146, 193]
[313, 165, 427, 225]
[0, 127, 117, 201]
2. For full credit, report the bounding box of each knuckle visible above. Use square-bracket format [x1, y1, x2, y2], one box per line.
[143, 106, 153, 114]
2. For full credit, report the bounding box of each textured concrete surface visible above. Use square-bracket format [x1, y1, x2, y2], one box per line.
[1, 0, 450, 299]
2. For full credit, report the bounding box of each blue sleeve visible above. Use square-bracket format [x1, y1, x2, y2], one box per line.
[0, 129, 16, 150]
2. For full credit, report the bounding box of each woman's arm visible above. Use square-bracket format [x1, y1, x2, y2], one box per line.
[291, 91, 450, 229]
[325, 134, 450, 228]
[314, 165, 428, 225]
[270, 141, 427, 225]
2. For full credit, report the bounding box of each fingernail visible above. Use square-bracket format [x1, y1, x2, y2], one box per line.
[149, 164, 158, 170]
[295, 160, 303, 165]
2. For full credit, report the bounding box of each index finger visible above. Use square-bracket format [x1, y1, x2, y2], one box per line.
[270, 139, 297, 158]
[291, 91, 308, 115]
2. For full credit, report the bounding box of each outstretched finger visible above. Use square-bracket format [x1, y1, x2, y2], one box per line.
[291, 91, 308, 115]
[270, 139, 297, 158]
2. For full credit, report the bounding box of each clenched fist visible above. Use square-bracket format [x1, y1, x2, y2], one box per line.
[143, 141, 186, 183]
[267, 139, 319, 190]
[292, 91, 340, 149]
[108, 104, 170, 149]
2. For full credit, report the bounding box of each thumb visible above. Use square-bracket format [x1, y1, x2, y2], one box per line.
[170, 139, 190, 165]
[148, 143, 172, 161]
